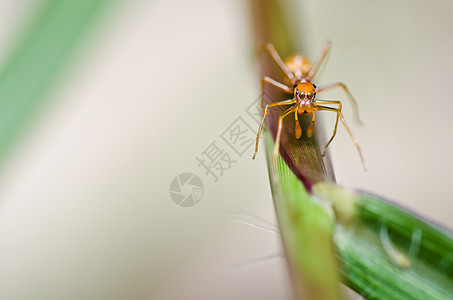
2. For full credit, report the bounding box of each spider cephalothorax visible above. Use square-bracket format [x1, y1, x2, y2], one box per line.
[294, 80, 317, 114]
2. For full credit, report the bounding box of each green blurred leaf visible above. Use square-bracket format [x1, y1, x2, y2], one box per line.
[0, 0, 117, 166]
[313, 183, 453, 300]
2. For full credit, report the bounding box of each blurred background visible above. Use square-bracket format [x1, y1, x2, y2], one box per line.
[0, 0, 452, 299]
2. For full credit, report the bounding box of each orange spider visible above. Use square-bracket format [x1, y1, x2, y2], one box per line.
[252, 40, 366, 170]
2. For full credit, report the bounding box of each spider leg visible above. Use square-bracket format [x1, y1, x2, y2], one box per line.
[306, 40, 331, 81]
[295, 110, 302, 139]
[314, 103, 366, 170]
[253, 99, 296, 159]
[265, 44, 295, 84]
[313, 100, 342, 142]
[261, 76, 293, 107]
[316, 82, 363, 125]
[307, 112, 316, 138]
[273, 107, 297, 171]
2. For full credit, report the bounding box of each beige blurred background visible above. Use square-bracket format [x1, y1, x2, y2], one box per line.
[0, 0, 452, 299]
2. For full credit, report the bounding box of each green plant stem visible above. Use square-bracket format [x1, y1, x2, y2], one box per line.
[250, 0, 343, 298]
[265, 134, 344, 300]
